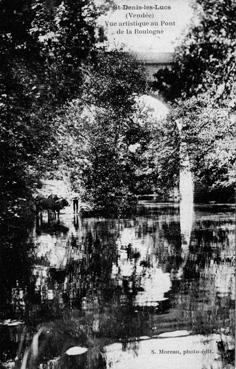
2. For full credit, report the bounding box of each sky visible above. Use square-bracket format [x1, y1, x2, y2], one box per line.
[98, 0, 194, 55]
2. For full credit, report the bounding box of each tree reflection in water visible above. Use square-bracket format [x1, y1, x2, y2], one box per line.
[0, 204, 234, 368]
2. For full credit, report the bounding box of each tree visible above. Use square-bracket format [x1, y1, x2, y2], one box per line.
[0, 0, 100, 219]
[53, 50, 147, 214]
[165, 95, 235, 200]
[150, 0, 236, 201]
[152, 0, 236, 105]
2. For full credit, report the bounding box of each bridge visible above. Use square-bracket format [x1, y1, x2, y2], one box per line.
[134, 51, 174, 81]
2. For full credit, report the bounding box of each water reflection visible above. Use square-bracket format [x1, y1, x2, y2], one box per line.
[0, 203, 234, 368]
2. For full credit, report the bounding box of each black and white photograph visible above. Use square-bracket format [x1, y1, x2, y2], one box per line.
[0, 0, 235, 368]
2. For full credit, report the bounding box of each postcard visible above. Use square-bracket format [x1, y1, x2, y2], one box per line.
[0, 1, 234, 368]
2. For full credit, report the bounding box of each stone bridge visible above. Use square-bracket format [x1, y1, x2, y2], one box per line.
[135, 51, 173, 81]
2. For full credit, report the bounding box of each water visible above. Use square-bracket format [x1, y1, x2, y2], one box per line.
[0, 202, 235, 368]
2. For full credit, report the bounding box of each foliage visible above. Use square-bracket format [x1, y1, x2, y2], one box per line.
[29, 0, 98, 103]
[152, 0, 236, 104]
[0, 0, 100, 218]
[150, 0, 236, 200]
[81, 50, 146, 111]
[0, 0, 151, 215]
[163, 95, 236, 200]
[125, 101, 180, 196]
[54, 51, 147, 214]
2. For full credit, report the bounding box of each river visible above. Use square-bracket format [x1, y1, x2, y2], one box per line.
[0, 202, 235, 368]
